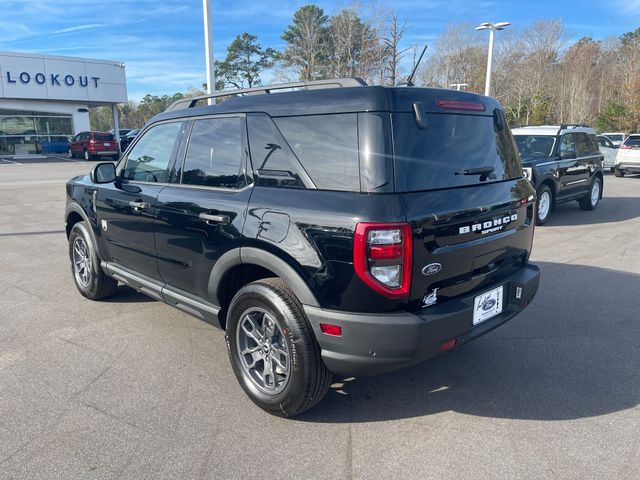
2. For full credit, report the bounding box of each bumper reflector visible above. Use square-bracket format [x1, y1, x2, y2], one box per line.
[320, 323, 342, 337]
[440, 339, 457, 351]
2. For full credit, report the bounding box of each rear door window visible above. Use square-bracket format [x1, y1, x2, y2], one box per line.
[181, 117, 246, 189]
[393, 112, 522, 192]
[274, 114, 360, 192]
[575, 133, 591, 157]
[624, 135, 640, 147]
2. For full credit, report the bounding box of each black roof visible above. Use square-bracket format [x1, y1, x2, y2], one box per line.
[151, 85, 503, 124]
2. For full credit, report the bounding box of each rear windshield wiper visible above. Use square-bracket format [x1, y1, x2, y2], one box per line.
[455, 166, 496, 181]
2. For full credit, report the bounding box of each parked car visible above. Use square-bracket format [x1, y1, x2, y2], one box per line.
[600, 132, 627, 146]
[614, 134, 640, 177]
[65, 78, 540, 417]
[68, 131, 119, 160]
[119, 128, 140, 152]
[512, 125, 604, 225]
[109, 128, 134, 138]
[597, 135, 618, 171]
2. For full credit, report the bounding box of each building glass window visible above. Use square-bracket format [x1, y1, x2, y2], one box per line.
[0, 109, 74, 155]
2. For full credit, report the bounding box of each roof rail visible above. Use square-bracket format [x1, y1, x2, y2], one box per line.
[165, 77, 368, 112]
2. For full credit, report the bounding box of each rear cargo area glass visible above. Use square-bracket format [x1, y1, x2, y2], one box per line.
[393, 113, 522, 192]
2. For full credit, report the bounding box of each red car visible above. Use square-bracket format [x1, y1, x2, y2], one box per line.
[68, 131, 119, 160]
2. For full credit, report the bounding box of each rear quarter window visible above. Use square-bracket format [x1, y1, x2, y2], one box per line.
[274, 114, 360, 192]
[393, 112, 522, 192]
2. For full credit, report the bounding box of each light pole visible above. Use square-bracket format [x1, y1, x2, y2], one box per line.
[475, 22, 510, 97]
[449, 83, 468, 91]
[203, 0, 215, 95]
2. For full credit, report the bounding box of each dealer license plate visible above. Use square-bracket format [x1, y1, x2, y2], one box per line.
[104, 142, 110, 146]
[473, 285, 503, 325]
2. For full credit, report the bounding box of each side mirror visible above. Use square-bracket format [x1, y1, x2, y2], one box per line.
[90, 162, 116, 183]
[560, 150, 577, 160]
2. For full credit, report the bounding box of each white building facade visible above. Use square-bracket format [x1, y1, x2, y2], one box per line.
[0, 51, 127, 155]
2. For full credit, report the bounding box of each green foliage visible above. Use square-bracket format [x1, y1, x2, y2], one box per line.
[620, 27, 640, 47]
[215, 33, 276, 89]
[596, 103, 628, 132]
[281, 5, 330, 80]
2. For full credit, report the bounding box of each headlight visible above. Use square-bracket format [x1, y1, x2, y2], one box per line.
[522, 167, 533, 181]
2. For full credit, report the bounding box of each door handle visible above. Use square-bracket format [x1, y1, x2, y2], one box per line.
[129, 200, 150, 211]
[199, 212, 230, 225]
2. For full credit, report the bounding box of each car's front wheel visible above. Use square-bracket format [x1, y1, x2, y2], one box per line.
[226, 278, 332, 417]
[579, 176, 602, 211]
[68, 221, 118, 300]
[536, 185, 553, 225]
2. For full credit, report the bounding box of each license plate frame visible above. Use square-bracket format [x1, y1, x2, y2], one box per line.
[473, 285, 504, 325]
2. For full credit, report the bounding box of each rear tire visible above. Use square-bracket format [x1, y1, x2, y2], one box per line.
[579, 176, 601, 211]
[535, 185, 553, 225]
[614, 167, 624, 177]
[226, 278, 332, 417]
[68, 148, 74, 159]
[68, 221, 118, 300]
[84, 149, 91, 161]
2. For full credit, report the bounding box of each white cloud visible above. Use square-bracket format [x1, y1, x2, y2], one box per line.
[53, 24, 105, 34]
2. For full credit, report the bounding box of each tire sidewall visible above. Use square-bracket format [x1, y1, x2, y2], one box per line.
[68, 148, 73, 158]
[226, 283, 313, 415]
[590, 177, 601, 208]
[84, 150, 90, 161]
[68, 222, 104, 299]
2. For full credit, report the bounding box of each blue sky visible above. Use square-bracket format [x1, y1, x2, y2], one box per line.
[0, 0, 638, 101]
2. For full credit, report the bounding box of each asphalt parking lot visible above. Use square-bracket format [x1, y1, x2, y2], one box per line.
[1, 157, 639, 480]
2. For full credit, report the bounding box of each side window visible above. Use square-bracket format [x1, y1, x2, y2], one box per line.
[274, 114, 360, 192]
[181, 117, 245, 189]
[559, 133, 576, 154]
[247, 114, 306, 189]
[123, 122, 182, 183]
[587, 134, 599, 154]
[575, 133, 590, 157]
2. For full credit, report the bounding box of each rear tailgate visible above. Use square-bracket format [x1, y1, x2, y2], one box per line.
[401, 180, 535, 307]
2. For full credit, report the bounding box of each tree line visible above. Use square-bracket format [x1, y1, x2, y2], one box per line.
[91, 4, 640, 133]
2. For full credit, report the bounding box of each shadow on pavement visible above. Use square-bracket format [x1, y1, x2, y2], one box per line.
[299, 262, 640, 423]
[544, 195, 640, 227]
[102, 285, 155, 303]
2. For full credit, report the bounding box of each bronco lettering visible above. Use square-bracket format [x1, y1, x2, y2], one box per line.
[459, 213, 518, 235]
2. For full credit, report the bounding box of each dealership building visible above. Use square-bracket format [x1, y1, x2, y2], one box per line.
[0, 51, 127, 156]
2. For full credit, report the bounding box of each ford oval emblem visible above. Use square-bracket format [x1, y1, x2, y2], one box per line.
[422, 263, 442, 276]
[482, 298, 497, 311]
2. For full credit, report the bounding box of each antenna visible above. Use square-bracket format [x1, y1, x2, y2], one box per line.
[402, 44, 428, 87]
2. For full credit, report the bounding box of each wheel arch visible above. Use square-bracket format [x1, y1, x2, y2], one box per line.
[65, 202, 91, 238]
[208, 247, 320, 328]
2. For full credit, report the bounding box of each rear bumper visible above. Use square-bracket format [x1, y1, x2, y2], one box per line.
[305, 263, 540, 377]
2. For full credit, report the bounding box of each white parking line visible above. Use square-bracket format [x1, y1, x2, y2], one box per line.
[0, 158, 22, 165]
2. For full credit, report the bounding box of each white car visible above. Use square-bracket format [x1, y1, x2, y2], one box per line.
[601, 132, 627, 146]
[614, 134, 640, 177]
[597, 135, 618, 171]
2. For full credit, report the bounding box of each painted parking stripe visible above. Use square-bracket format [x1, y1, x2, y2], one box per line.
[0, 158, 22, 165]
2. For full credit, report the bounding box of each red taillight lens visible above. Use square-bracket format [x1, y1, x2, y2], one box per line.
[436, 99, 486, 111]
[354, 223, 412, 298]
[620, 144, 631, 149]
[440, 339, 457, 351]
[320, 323, 342, 336]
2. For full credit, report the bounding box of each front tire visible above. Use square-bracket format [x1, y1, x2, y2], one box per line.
[579, 176, 602, 211]
[536, 185, 553, 225]
[68, 221, 118, 300]
[226, 278, 332, 417]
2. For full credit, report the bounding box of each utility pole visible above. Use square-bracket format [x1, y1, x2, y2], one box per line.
[449, 83, 468, 91]
[476, 22, 510, 97]
[203, 0, 215, 97]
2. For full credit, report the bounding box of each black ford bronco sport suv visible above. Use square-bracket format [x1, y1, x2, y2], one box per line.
[65, 78, 540, 417]
[512, 125, 604, 225]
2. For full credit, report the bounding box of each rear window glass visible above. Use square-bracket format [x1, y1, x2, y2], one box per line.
[274, 114, 360, 192]
[514, 135, 555, 157]
[605, 134, 623, 142]
[624, 136, 640, 147]
[393, 113, 522, 192]
[94, 133, 114, 141]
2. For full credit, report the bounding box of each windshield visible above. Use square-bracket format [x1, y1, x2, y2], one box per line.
[624, 136, 640, 147]
[514, 135, 555, 157]
[393, 112, 522, 192]
[605, 134, 623, 142]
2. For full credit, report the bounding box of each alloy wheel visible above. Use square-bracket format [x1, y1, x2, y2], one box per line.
[538, 190, 551, 222]
[590, 179, 600, 207]
[72, 236, 91, 288]
[236, 307, 291, 395]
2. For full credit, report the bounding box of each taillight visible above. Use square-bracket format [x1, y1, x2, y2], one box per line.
[354, 223, 412, 298]
[619, 145, 631, 149]
[89, 138, 96, 144]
